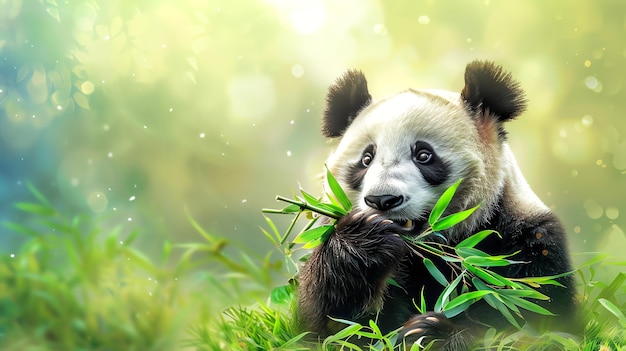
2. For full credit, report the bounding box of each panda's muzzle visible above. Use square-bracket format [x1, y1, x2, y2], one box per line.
[364, 194, 404, 211]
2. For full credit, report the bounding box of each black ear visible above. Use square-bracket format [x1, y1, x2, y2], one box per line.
[322, 70, 372, 138]
[461, 60, 527, 122]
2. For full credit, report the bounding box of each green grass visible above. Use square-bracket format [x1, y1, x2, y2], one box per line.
[1, 183, 626, 350]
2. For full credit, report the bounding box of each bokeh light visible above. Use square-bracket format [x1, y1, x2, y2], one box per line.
[0, 0, 624, 264]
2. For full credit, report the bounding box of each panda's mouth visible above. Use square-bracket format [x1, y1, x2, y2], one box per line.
[393, 218, 428, 233]
[396, 219, 415, 230]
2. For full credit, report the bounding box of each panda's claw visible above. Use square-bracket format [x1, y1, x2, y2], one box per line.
[399, 312, 475, 351]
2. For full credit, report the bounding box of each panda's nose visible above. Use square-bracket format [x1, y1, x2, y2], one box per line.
[364, 194, 404, 211]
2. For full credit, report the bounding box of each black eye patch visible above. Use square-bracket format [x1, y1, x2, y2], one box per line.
[347, 144, 375, 190]
[412, 141, 449, 186]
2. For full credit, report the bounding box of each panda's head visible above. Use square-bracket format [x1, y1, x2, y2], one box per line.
[322, 61, 528, 235]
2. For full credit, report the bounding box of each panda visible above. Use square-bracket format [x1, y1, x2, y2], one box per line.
[297, 61, 577, 350]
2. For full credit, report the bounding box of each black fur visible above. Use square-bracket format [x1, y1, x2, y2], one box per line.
[347, 144, 375, 190]
[298, 196, 577, 350]
[412, 141, 449, 186]
[461, 60, 528, 122]
[322, 70, 372, 138]
[298, 61, 577, 350]
[297, 212, 407, 335]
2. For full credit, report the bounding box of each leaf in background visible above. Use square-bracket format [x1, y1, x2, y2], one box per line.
[325, 165, 352, 212]
[16, 66, 30, 83]
[270, 284, 294, 305]
[428, 178, 463, 225]
[73, 91, 90, 109]
[431, 205, 479, 232]
[26, 182, 51, 206]
[14, 202, 56, 217]
[263, 215, 281, 242]
[598, 298, 626, 327]
[186, 208, 217, 245]
[110, 16, 123, 37]
[386, 277, 403, 290]
[4, 221, 41, 237]
[260, 227, 277, 246]
[423, 257, 448, 287]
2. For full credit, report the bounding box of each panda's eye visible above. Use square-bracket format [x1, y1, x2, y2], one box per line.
[361, 152, 373, 167]
[414, 150, 433, 164]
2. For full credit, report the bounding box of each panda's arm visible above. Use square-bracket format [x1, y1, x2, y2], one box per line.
[296, 212, 406, 336]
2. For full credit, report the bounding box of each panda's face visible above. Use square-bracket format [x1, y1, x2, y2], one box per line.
[326, 89, 485, 231]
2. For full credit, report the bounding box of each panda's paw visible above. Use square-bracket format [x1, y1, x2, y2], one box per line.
[399, 312, 474, 351]
[335, 211, 407, 255]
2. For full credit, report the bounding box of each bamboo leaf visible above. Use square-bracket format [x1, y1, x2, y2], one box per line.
[472, 278, 522, 328]
[423, 257, 448, 287]
[486, 294, 522, 329]
[456, 230, 500, 248]
[429, 178, 463, 225]
[299, 188, 321, 206]
[293, 225, 334, 245]
[514, 274, 568, 288]
[4, 221, 41, 237]
[280, 204, 302, 213]
[263, 215, 281, 242]
[260, 227, 277, 246]
[434, 273, 463, 312]
[323, 320, 362, 345]
[464, 263, 507, 286]
[369, 319, 382, 338]
[502, 295, 554, 316]
[185, 207, 216, 245]
[26, 182, 51, 206]
[455, 247, 490, 259]
[443, 290, 493, 317]
[497, 288, 549, 300]
[431, 204, 479, 232]
[325, 165, 352, 212]
[464, 256, 512, 267]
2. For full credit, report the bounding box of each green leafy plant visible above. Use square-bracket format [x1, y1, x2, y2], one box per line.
[4, 181, 626, 351]
[0, 183, 282, 350]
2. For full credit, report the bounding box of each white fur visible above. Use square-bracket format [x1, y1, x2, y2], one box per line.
[325, 88, 546, 237]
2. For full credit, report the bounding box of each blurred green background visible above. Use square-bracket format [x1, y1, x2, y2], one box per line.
[1, 0, 624, 264]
